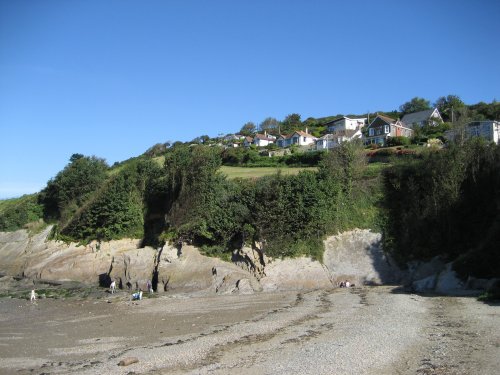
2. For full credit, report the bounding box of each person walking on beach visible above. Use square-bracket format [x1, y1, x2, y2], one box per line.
[110, 280, 116, 294]
[30, 289, 36, 303]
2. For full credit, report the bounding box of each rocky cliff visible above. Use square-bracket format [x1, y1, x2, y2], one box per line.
[0, 226, 404, 294]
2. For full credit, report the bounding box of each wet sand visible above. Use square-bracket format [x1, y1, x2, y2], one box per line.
[0, 286, 498, 374]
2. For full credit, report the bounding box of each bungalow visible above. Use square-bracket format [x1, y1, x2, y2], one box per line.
[253, 133, 276, 147]
[363, 115, 413, 146]
[276, 134, 292, 148]
[401, 108, 443, 129]
[325, 116, 367, 133]
[243, 136, 254, 148]
[290, 130, 317, 147]
[316, 129, 362, 150]
[276, 130, 317, 148]
[445, 120, 500, 145]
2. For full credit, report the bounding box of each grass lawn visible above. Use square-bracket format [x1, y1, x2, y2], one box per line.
[363, 162, 391, 178]
[220, 166, 317, 179]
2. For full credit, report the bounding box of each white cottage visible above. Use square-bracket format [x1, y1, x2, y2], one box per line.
[445, 120, 500, 145]
[326, 116, 367, 133]
[316, 129, 362, 150]
[289, 130, 317, 147]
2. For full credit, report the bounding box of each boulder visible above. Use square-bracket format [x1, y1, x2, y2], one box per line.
[412, 275, 437, 292]
[435, 263, 464, 294]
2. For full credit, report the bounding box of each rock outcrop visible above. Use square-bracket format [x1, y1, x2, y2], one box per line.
[4, 227, 484, 295]
[323, 229, 403, 286]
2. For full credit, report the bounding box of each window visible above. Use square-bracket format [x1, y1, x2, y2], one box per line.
[369, 128, 374, 136]
[384, 125, 390, 134]
[303, 136, 307, 142]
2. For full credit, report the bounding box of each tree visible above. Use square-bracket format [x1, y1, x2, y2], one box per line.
[39, 155, 109, 221]
[281, 113, 302, 133]
[259, 117, 281, 134]
[239, 122, 256, 136]
[435, 95, 465, 122]
[318, 140, 367, 197]
[399, 97, 431, 115]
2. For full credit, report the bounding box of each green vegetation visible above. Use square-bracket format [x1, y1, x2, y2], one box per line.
[39, 154, 109, 223]
[159, 141, 380, 261]
[0, 194, 44, 232]
[382, 139, 500, 279]
[221, 147, 323, 167]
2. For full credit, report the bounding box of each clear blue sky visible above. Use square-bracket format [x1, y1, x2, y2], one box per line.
[1, 0, 499, 199]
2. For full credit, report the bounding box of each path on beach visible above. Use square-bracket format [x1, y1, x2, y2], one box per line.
[0, 286, 498, 374]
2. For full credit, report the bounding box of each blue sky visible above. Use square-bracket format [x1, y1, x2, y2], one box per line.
[1, 0, 499, 199]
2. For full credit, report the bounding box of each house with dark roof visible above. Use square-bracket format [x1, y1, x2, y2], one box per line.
[276, 134, 292, 148]
[401, 108, 443, 129]
[363, 115, 413, 146]
[243, 136, 254, 148]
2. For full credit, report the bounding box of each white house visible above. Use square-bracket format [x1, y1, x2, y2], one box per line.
[401, 108, 443, 129]
[316, 129, 362, 150]
[276, 130, 317, 148]
[289, 130, 317, 147]
[253, 133, 276, 147]
[326, 116, 367, 133]
[467, 121, 499, 144]
[445, 120, 500, 144]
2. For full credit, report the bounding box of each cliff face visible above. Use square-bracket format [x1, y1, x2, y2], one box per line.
[0, 226, 403, 294]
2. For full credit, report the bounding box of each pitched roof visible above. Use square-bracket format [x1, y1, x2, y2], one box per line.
[376, 114, 397, 124]
[254, 134, 275, 141]
[293, 131, 317, 139]
[401, 108, 440, 126]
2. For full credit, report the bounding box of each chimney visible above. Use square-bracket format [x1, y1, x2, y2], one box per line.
[264, 130, 267, 137]
[305, 127, 308, 134]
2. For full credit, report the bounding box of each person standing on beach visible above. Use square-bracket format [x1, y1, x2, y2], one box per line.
[30, 289, 36, 302]
[147, 280, 153, 294]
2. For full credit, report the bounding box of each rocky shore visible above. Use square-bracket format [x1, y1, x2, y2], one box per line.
[0, 286, 498, 374]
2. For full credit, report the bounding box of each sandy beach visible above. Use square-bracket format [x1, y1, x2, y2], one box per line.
[0, 286, 498, 375]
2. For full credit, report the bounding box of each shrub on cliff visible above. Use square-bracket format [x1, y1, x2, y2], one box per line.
[383, 140, 500, 278]
[59, 159, 159, 242]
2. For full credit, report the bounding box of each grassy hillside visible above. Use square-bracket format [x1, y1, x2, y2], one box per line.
[220, 166, 316, 179]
